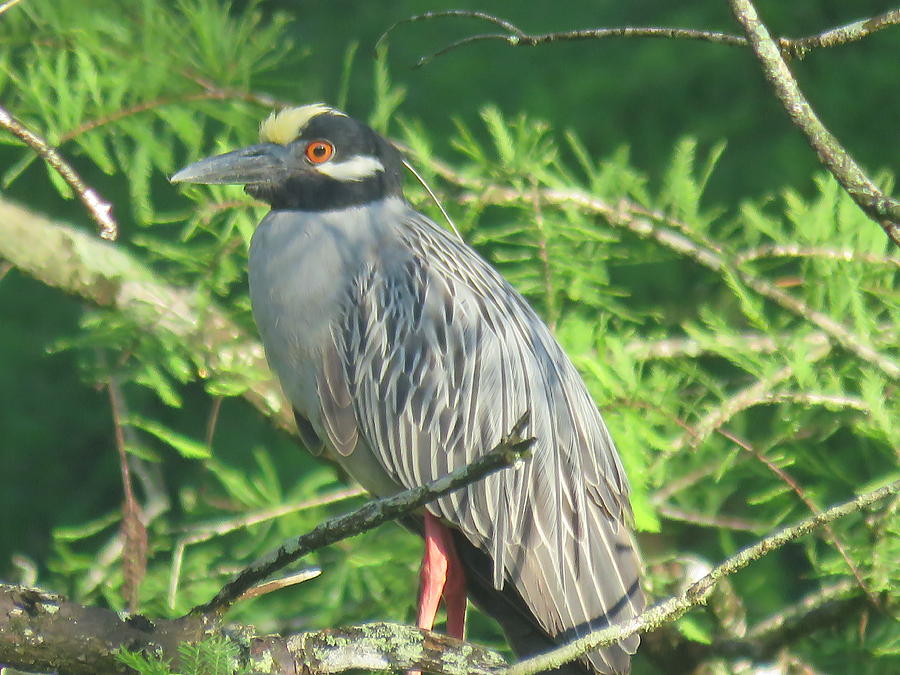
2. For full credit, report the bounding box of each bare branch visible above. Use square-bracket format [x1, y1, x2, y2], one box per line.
[383, 8, 900, 245]
[167, 486, 364, 609]
[192, 414, 534, 617]
[778, 9, 900, 59]
[505, 479, 897, 674]
[379, 9, 900, 68]
[654, 501, 763, 532]
[727, 0, 900, 246]
[0, 106, 118, 240]
[735, 243, 900, 266]
[236, 568, 322, 603]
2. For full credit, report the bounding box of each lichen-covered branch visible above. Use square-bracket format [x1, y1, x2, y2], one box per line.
[0, 585, 505, 674]
[4, 481, 891, 674]
[727, 0, 900, 246]
[0, 197, 292, 431]
[777, 9, 900, 58]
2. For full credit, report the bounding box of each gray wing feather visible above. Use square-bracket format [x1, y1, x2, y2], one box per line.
[318, 337, 358, 457]
[292, 409, 324, 455]
[319, 208, 644, 673]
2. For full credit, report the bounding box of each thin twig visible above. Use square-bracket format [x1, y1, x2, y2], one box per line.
[727, 0, 900, 246]
[735, 243, 900, 267]
[651, 465, 720, 503]
[624, 329, 834, 360]
[0, 105, 118, 240]
[104, 361, 148, 613]
[504, 479, 897, 675]
[191, 414, 534, 617]
[57, 80, 287, 145]
[655, 502, 763, 532]
[717, 429, 878, 609]
[167, 485, 364, 609]
[236, 568, 322, 603]
[379, 9, 900, 68]
[204, 396, 223, 449]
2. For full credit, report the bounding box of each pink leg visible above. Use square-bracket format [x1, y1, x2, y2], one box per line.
[417, 511, 467, 639]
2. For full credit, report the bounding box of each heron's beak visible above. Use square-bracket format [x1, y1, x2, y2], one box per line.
[170, 143, 291, 185]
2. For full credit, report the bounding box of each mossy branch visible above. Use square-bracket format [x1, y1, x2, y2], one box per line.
[727, 0, 900, 246]
[1, 481, 892, 674]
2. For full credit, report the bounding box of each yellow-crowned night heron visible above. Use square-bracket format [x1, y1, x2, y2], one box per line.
[172, 104, 645, 674]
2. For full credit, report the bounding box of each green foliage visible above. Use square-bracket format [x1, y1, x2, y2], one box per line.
[1, 2, 898, 674]
[116, 635, 249, 675]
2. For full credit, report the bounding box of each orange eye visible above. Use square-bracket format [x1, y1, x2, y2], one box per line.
[304, 140, 334, 163]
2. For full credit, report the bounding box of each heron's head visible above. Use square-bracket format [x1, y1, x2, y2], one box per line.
[171, 104, 405, 210]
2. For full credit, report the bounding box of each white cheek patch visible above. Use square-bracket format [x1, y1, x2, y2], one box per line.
[316, 156, 385, 182]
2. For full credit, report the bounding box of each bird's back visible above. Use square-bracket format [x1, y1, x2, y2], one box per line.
[250, 196, 645, 673]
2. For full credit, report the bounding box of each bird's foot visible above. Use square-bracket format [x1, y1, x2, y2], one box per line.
[410, 511, 467, 674]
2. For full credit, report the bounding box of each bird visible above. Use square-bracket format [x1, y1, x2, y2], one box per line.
[171, 104, 645, 673]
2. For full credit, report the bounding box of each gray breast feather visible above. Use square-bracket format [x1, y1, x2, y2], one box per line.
[308, 201, 644, 673]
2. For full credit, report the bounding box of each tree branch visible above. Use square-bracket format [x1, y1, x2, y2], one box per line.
[0, 197, 293, 432]
[193, 413, 534, 617]
[727, 0, 900, 246]
[383, 8, 900, 245]
[505, 479, 897, 674]
[0, 585, 506, 674]
[776, 9, 900, 57]
[379, 9, 900, 68]
[168, 486, 364, 610]
[734, 243, 900, 266]
[3, 481, 890, 674]
[0, 106, 118, 240]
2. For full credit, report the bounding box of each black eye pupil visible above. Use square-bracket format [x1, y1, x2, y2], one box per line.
[313, 145, 326, 157]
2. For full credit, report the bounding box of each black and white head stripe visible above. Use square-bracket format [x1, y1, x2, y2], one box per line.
[259, 103, 344, 145]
